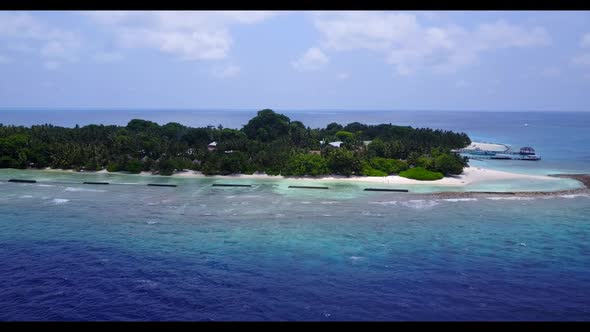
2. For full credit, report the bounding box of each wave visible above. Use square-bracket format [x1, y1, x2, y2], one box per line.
[368, 201, 397, 206]
[439, 198, 478, 202]
[361, 211, 383, 217]
[52, 198, 70, 204]
[401, 200, 440, 209]
[321, 201, 340, 205]
[19, 195, 33, 199]
[65, 187, 107, 193]
[559, 194, 590, 199]
[486, 197, 534, 201]
[38, 184, 54, 187]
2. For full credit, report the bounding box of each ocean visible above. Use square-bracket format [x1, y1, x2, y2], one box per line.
[0, 110, 589, 321]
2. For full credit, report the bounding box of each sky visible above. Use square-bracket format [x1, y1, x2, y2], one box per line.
[0, 10, 589, 111]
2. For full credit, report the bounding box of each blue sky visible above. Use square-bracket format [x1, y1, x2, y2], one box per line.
[0, 11, 589, 111]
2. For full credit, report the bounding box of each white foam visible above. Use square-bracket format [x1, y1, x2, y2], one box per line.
[401, 200, 440, 209]
[146, 221, 158, 225]
[65, 187, 106, 193]
[349, 256, 363, 261]
[486, 197, 534, 201]
[301, 201, 311, 204]
[38, 184, 54, 187]
[52, 198, 70, 204]
[19, 195, 33, 199]
[440, 198, 478, 202]
[559, 194, 590, 199]
[361, 211, 383, 217]
[321, 201, 339, 205]
[368, 201, 397, 206]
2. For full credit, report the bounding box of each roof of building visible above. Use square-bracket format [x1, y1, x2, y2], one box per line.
[208, 141, 217, 147]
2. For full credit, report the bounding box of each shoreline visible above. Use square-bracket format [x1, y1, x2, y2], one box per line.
[36, 166, 564, 187]
[2, 166, 586, 196]
[1, 167, 588, 199]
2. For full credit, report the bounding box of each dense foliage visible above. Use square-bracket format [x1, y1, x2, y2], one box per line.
[0, 109, 470, 178]
[398, 167, 444, 181]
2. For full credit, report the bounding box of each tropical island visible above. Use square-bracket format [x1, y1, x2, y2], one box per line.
[0, 109, 471, 181]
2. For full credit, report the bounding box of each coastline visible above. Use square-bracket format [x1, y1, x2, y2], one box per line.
[164, 166, 563, 187]
[1, 167, 588, 199]
[35, 166, 585, 189]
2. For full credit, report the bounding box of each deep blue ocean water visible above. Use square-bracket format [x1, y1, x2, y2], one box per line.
[1, 110, 589, 321]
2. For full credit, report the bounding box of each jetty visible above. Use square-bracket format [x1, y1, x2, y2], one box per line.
[454, 142, 541, 161]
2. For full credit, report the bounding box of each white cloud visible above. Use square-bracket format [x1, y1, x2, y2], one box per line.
[541, 67, 561, 77]
[92, 51, 125, 63]
[310, 12, 550, 75]
[0, 12, 81, 67]
[581, 33, 590, 48]
[87, 11, 277, 60]
[572, 53, 590, 67]
[212, 65, 241, 78]
[292, 47, 329, 71]
[337, 73, 349, 80]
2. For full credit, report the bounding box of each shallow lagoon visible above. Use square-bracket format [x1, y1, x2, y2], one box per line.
[1, 169, 590, 320]
[1, 110, 590, 320]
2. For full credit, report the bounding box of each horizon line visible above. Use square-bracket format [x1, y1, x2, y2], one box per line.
[1, 107, 589, 113]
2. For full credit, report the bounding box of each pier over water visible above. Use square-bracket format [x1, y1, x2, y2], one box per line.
[453, 142, 541, 161]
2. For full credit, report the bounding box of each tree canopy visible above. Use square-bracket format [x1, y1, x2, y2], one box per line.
[0, 109, 470, 178]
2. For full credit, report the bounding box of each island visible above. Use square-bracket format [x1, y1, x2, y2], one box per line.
[0, 109, 471, 181]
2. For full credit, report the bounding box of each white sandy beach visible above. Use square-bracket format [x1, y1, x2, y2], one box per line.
[37, 166, 564, 187]
[138, 166, 560, 187]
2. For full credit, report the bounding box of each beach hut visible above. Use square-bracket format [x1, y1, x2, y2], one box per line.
[328, 141, 343, 148]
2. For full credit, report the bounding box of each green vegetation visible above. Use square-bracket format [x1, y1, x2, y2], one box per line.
[399, 167, 444, 181]
[284, 153, 329, 176]
[0, 109, 470, 177]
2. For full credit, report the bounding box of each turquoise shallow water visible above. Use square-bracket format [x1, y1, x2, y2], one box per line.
[0, 175, 589, 320]
[1, 110, 590, 320]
